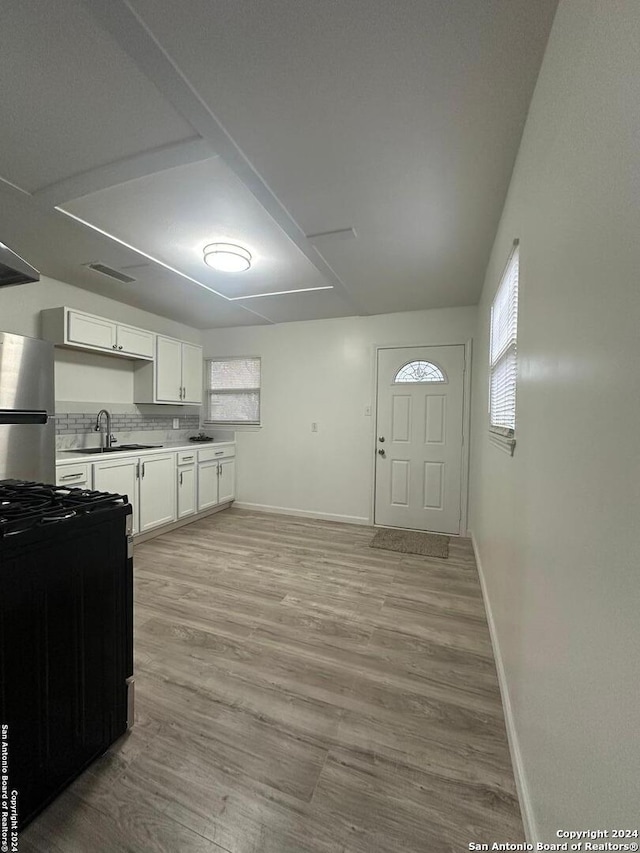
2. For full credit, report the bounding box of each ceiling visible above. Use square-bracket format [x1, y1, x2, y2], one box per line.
[0, 0, 558, 328]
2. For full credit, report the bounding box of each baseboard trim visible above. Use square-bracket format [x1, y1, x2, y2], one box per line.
[134, 502, 233, 543]
[233, 501, 370, 526]
[470, 530, 537, 843]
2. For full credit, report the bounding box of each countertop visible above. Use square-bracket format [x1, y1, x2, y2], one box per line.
[56, 440, 235, 465]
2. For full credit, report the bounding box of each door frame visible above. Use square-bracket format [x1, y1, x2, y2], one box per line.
[370, 339, 473, 536]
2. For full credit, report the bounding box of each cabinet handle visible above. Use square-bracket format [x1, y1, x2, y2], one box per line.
[60, 472, 83, 480]
[214, 451, 224, 456]
[112, 344, 117, 349]
[141, 462, 146, 479]
[178, 386, 183, 399]
[136, 462, 140, 479]
[182, 385, 186, 400]
[118, 345, 123, 350]
[182, 456, 193, 461]
[180, 471, 183, 486]
[217, 462, 221, 477]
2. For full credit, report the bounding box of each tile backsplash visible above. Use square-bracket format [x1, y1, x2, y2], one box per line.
[54, 412, 200, 435]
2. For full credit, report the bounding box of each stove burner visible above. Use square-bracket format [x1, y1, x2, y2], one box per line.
[0, 479, 128, 536]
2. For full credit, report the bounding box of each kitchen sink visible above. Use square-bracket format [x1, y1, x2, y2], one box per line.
[66, 444, 162, 454]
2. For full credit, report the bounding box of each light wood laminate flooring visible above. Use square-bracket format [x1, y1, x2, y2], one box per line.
[21, 509, 524, 852]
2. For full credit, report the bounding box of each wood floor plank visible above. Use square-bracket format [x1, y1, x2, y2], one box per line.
[20, 508, 523, 851]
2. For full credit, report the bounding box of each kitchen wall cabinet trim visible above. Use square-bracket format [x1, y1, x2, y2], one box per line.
[41, 307, 154, 360]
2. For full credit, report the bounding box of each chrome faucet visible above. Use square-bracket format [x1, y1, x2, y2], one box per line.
[95, 409, 117, 449]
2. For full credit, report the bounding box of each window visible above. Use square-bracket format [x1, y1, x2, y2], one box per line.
[394, 360, 446, 383]
[489, 241, 519, 454]
[205, 357, 261, 425]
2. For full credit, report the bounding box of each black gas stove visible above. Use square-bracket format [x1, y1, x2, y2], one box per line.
[0, 479, 129, 537]
[0, 478, 134, 831]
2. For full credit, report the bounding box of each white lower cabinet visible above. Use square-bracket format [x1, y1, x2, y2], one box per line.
[92, 452, 176, 535]
[139, 453, 176, 533]
[218, 458, 236, 504]
[55, 463, 89, 488]
[197, 447, 236, 511]
[92, 457, 140, 534]
[177, 464, 197, 519]
[57, 443, 235, 539]
[197, 459, 219, 512]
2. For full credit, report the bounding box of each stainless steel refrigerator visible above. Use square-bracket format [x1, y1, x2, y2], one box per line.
[0, 331, 55, 483]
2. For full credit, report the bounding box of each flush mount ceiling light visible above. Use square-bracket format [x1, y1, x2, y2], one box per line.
[203, 243, 252, 272]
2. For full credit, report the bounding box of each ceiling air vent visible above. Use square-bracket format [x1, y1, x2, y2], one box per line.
[85, 262, 136, 284]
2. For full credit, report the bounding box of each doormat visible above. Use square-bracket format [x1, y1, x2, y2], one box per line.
[370, 528, 450, 559]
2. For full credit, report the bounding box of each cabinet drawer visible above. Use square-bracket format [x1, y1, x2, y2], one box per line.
[198, 445, 235, 462]
[56, 464, 89, 486]
[177, 450, 197, 465]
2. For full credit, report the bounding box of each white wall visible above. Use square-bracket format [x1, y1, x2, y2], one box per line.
[203, 307, 476, 523]
[0, 275, 201, 406]
[469, 0, 640, 840]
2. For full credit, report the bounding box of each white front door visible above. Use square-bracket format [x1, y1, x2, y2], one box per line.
[374, 345, 465, 535]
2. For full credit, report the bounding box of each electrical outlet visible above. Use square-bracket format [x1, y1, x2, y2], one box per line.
[311, 422, 318, 433]
[172, 418, 180, 429]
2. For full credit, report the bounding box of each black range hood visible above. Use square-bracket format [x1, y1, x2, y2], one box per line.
[0, 241, 39, 286]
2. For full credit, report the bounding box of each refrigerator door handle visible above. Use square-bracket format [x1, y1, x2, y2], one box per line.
[0, 409, 48, 424]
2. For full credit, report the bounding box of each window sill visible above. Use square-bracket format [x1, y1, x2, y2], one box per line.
[488, 429, 516, 456]
[203, 422, 261, 431]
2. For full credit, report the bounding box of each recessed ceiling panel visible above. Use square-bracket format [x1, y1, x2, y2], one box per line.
[0, 182, 269, 329]
[60, 158, 333, 300]
[231, 287, 357, 325]
[0, 0, 195, 193]
[127, 0, 558, 313]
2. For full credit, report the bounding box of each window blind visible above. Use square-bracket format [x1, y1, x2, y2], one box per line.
[489, 244, 519, 435]
[205, 357, 261, 424]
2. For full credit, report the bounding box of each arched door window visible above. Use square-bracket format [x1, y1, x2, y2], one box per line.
[394, 360, 446, 383]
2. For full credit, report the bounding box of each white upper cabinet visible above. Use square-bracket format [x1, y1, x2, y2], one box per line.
[115, 324, 154, 358]
[42, 306, 201, 406]
[41, 307, 154, 360]
[68, 311, 116, 351]
[155, 336, 183, 402]
[181, 342, 203, 404]
[135, 335, 203, 405]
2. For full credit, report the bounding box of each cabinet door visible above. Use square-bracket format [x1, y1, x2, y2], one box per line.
[93, 458, 139, 534]
[181, 343, 203, 404]
[197, 460, 219, 511]
[155, 336, 183, 402]
[67, 311, 116, 351]
[116, 324, 154, 359]
[218, 458, 236, 503]
[139, 454, 176, 532]
[177, 465, 196, 518]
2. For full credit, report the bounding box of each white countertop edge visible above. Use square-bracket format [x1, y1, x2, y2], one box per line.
[57, 440, 236, 465]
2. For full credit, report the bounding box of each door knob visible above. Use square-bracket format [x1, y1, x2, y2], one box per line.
[378, 449, 386, 457]
[378, 436, 385, 442]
